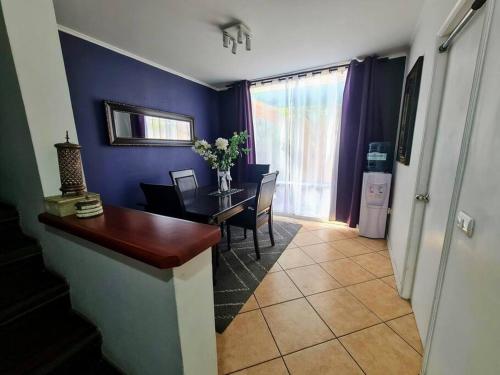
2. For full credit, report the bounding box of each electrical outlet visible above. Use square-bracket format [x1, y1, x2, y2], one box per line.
[457, 211, 474, 237]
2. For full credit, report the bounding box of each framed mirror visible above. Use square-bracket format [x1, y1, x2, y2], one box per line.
[104, 101, 195, 146]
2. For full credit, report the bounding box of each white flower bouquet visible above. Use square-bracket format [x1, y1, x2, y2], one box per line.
[192, 131, 250, 192]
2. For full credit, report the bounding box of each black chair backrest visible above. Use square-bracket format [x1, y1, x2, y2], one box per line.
[255, 171, 279, 215]
[247, 164, 271, 183]
[140, 183, 183, 218]
[170, 169, 198, 188]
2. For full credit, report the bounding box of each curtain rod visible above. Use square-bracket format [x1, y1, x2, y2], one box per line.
[249, 62, 350, 86]
[439, 0, 487, 52]
[225, 62, 350, 89]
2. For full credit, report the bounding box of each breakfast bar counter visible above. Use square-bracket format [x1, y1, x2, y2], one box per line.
[39, 205, 221, 269]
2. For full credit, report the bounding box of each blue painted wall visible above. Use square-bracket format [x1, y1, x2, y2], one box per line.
[59, 31, 219, 208]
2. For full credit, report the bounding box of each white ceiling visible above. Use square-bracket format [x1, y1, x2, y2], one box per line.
[53, 0, 425, 89]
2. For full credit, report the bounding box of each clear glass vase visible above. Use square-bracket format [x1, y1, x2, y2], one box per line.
[217, 168, 231, 194]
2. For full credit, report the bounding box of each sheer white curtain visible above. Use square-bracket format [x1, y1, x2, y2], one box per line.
[251, 69, 347, 219]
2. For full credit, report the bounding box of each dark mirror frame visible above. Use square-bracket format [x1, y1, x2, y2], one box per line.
[396, 56, 423, 165]
[104, 101, 195, 147]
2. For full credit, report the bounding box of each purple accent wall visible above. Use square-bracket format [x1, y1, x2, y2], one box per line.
[59, 31, 219, 208]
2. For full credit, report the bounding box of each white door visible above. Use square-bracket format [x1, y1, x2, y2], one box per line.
[423, 2, 499, 372]
[411, 10, 486, 343]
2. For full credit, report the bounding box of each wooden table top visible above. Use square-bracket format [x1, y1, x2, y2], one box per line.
[39, 205, 221, 269]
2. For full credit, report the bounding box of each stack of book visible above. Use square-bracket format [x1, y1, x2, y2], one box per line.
[75, 198, 103, 218]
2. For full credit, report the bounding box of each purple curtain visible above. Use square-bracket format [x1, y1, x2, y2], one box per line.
[334, 57, 405, 227]
[228, 80, 256, 181]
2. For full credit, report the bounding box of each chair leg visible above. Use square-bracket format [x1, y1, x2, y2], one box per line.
[227, 224, 231, 250]
[268, 214, 275, 247]
[243, 228, 247, 239]
[253, 229, 261, 260]
[220, 223, 224, 238]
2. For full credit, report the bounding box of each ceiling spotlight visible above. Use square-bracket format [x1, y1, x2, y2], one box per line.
[221, 22, 251, 55]
[237, 26, 243, 44]
[245, 34, 251, 51]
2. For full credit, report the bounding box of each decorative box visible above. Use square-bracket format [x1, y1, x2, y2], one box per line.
[44, 193, 101, 217]
[75, 198, 104, 219]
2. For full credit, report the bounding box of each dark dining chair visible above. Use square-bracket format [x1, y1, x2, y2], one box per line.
[246, 164, 270, 183]
[226, 171, 279, 259]
[140, 183, 183, 219]
[169, 169, 198, 192]
[142, 180, 220, 284]
[169, 169, 226, 282]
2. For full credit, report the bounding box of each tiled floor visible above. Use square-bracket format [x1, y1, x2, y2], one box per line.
[217, 217, 423, 375]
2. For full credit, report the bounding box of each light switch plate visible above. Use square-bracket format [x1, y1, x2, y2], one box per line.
[457, 211, 474, 237]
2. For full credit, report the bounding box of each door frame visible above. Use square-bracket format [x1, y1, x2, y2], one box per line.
[399, 0, 493, 299]
[421, 0, 495, 372]
[398, 44, 449, 299]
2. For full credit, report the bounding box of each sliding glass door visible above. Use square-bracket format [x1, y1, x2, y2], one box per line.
[251, 70, 347, 219]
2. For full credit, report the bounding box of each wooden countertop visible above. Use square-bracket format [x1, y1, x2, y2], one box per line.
[38, 205, 221, 269]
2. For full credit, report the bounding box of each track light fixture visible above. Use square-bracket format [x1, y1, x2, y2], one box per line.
[221, 22, 251, 55]
[237, 26, 243, 44]
[245, 34, 251, 51]
[231, 38, 237, 54]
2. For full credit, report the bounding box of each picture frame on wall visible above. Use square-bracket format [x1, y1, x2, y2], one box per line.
[397, 56, 424, 165]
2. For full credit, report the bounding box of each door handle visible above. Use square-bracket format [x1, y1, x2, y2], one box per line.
[415, 193, 430, 203]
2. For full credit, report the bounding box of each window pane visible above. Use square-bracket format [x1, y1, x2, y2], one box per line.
[251, 70, 347, 219]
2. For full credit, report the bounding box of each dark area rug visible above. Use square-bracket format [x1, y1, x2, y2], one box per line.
[213, 220, 301, 333]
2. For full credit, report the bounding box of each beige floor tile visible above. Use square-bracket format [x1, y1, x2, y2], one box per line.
[286, 264, 341, 295]
[231, 358, 289, 375]
[387, 313, 423, 354]
[217, 310, 280, 374]
[351, 252, 394, 277]
[284, 339, 364, 375]
[336, 226, 360, 239]
[330, 238, 375, 257]
[286, 242, 299, 250]
[268, 262, 283, 273]
[239, 294, 259, 313]
[312, 228, 349, 242]
[380, 275, 397, 290]
[307, 289, 380, 336]
[320, 258, 376, 286]
[278, 248, 315, 270]
[262, 298, 334, 354]
[292, 232, 324, 246]
[340, 324, 422, 375]
[298, 220, 332, 231]
[254, 271, 302, 307]
[378, 249, 390, 258]
[347, 279, 412, 321]
[355, 237, 388, 251]
[300, 243, 346, 263]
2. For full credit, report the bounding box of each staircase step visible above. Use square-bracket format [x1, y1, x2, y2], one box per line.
[0, 269, 69, 325]
[0, 203, 19, 224]
[0, 244, 43, 272]
[0, 308, 101, 374]
[53, 353, 122, 375]
[0, 230, 39, 253]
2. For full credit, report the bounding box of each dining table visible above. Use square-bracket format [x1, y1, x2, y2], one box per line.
[179, 183, 257, 225]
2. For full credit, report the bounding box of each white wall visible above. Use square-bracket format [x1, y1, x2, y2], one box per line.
[425, 1, 500, 373]
[0, 1, 217, 373]
[1, 0, 79, 198]
[387, 0, 458, 290]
